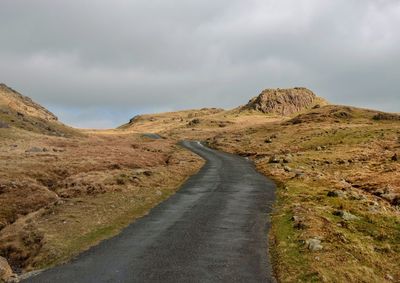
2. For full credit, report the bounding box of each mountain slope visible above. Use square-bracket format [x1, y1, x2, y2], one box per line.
[0, 84, 79, 136]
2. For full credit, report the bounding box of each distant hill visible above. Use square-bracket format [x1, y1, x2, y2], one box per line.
[287, 104, 400, 125]
[0, 84, 79, 136]
[242, 87, 328, 116]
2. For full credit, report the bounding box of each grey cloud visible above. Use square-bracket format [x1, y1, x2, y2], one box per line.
[0, 0, 399, 128]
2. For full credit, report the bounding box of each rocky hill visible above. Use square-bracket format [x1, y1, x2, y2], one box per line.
[0, 84, 58, 121]
[0, 84, 79, 136]
[243, 87, 328, 116]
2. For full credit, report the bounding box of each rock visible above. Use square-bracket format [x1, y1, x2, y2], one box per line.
[244, 88, 325, 116]
[0, 256, 15, 283]
[305, 238, 323, 251]
[188, 118, 200, 126]
[294, 171, 305, 178]
[282, 156, 292, 163]
[391, 153, 398, 161]
[283, 166, 292, 172]
[333, 210, 360, 221]
[25, 146, 43, 153]
[385, 274, 394, 281]
[316, 146, 322, 151]
[268, 155, 280, 163]
[264, 138, 273, 144]
[292, 216, 306, 229]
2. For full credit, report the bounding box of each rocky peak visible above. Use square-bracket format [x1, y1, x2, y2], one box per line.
[244, 87, 327, 116]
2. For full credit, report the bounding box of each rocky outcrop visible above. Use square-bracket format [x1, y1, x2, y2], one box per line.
[244, 87, 327, 116]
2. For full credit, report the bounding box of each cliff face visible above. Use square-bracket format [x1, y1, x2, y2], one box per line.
[244, 87, 328, 116]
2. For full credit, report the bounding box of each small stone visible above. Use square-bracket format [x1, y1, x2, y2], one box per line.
[294, 171, 305, 178]
[316, 146, 322, 151]
[283, 166, 292, 172]
[292, 216, 306, 229]
[264, 138, 273, 144]
[306, 238, 323, 251]
[391, 153, 398, 161]
[268, 155, 280, 163]
[282, 156, 292, 163]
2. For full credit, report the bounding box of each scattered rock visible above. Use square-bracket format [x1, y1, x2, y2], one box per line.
[305, 238, 323, 251]
[391, 153, 398, 162]
[264, 138, 273, 144]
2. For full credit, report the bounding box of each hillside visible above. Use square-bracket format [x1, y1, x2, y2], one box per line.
[0, 84, 399, 282]
[125, 98, 400, 282]
[0, 84, 78, 137]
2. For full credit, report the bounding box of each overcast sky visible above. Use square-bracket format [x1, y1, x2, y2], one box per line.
[0, 0, 399, 128]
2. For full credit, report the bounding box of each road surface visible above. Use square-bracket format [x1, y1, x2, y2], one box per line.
[25, 141, 276, 283]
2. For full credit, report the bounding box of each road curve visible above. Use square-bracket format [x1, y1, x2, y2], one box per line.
[25, 141, 276, 283]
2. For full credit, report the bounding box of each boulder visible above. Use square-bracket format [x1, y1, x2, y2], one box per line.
[306, 238, 323, 251]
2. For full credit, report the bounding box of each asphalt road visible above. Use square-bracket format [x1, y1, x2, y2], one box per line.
[25, 141, 276, 283]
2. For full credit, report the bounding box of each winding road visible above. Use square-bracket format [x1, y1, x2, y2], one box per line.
[25, 141, 276, 283]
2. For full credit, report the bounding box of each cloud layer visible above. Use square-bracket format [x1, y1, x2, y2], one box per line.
[1, 0, 399, 128]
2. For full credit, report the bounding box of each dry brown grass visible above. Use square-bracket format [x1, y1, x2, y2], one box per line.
[0, 127, 203, 272]
[133, 104, 400, 282]
[204, 106, 400, 282]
